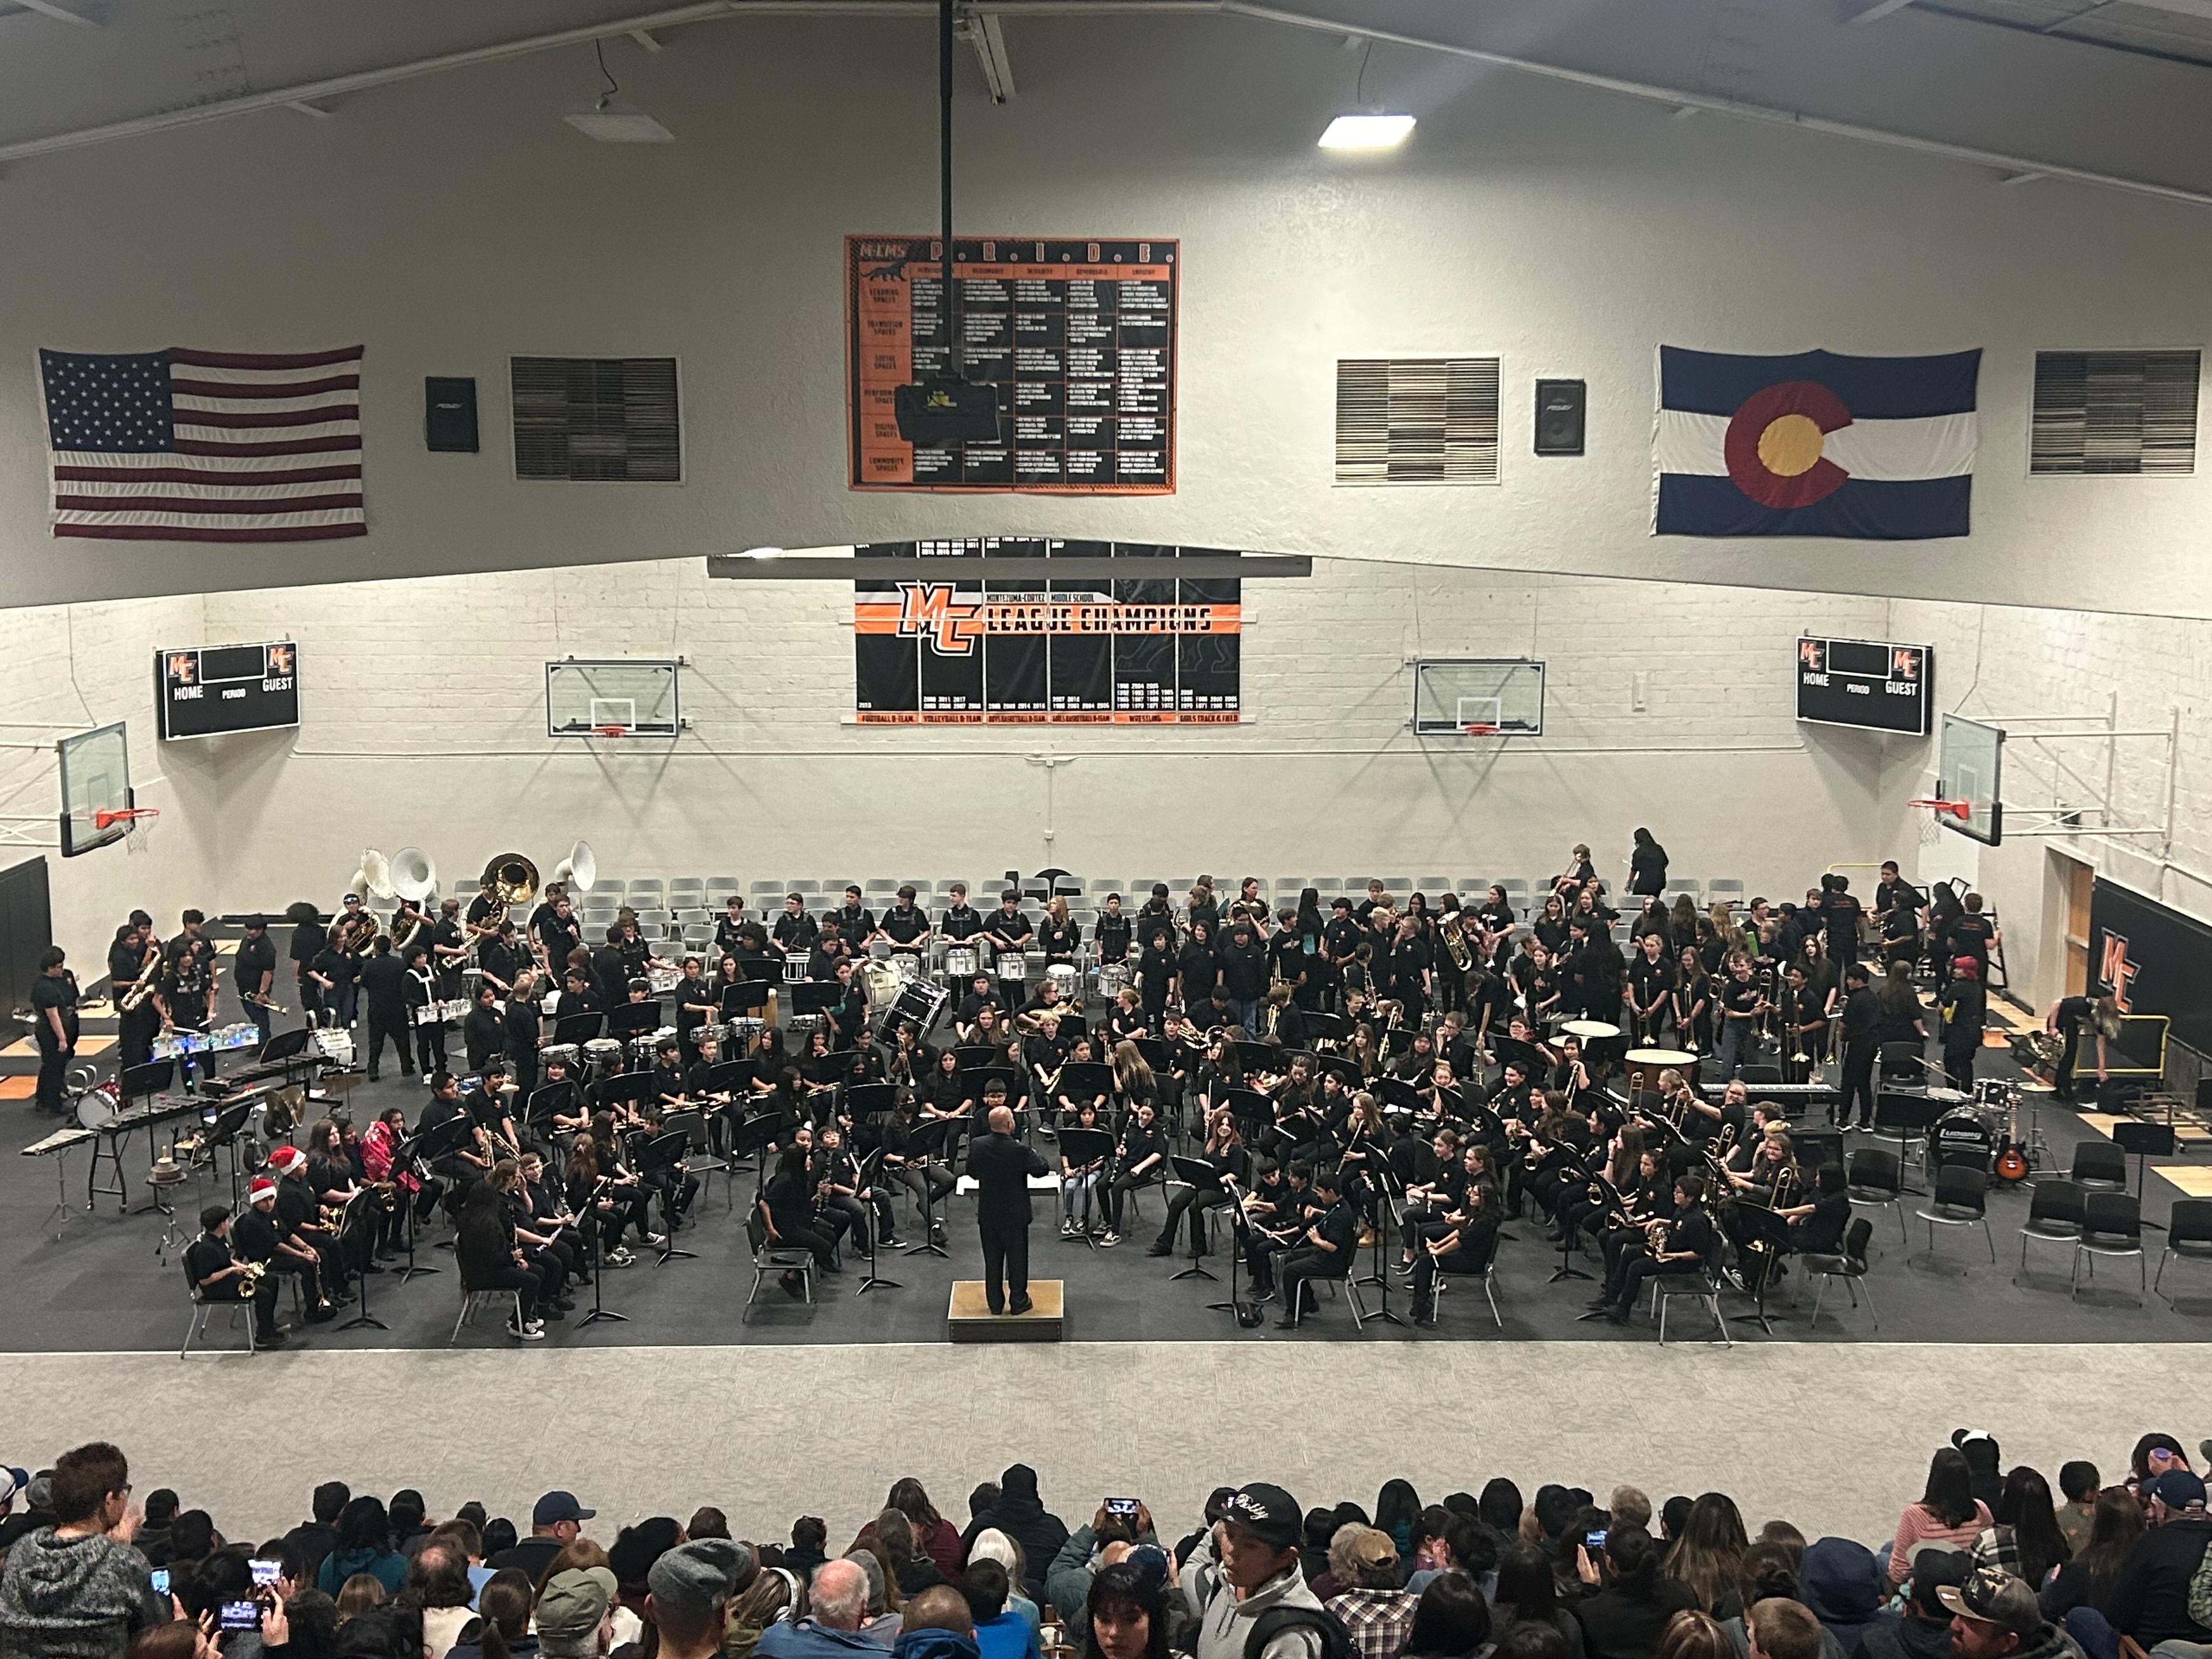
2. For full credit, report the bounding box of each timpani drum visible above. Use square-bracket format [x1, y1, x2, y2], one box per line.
[1624, 1047, 1697, 1097]
[1562, 1019, 1622, 1041]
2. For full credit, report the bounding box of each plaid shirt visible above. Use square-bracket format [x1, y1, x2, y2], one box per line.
[1327, 1589, 1418, 1659]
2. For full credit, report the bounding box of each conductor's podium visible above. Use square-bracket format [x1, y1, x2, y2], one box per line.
[948, 1279, 1064, 1342]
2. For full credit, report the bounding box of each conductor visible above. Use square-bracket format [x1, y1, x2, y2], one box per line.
[968, 1103, 1048, 1315]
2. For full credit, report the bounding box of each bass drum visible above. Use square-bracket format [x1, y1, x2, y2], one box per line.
[1926, 1105, 1998, 1179]
[860, 959, 902, 1006]
[74, 1081, 121, 1131]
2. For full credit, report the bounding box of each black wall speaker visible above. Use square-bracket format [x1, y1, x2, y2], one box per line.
[425, 376, 479, 453]
[1534, 378, 1586, 456]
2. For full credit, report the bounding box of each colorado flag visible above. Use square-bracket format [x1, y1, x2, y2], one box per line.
[1653, 346, 1979, 539]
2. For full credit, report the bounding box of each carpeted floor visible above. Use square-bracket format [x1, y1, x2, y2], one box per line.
[9, 995, 2208, 1355]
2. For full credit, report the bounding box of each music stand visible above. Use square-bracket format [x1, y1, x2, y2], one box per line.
[1378, 1077, 1425, 1122]
[1058, 1062, 1115, 1111]
[576, 1175, 630, 1328]
[202, 1092, 255, 1206]
[720, 979, 772, 1015]
[1726, 1203, 1796, 1335]
[1304, 1012, 1350, 1049]
[552, 1011, 603, 1047]
[853, 1146, 902, 1294]
[255, 1027, 313, 1065]
[955, 1044, 1002, 1073]
[1351, 1154, 1410, 1328]
[1132, 1037, 1176, 1075]
[390, 1120, 462, 1283]
[1492, 1037, 1544, 1078]
[334, 1193, 389, 1332]
[2112, 1119, 2177, 1232]
[637, 1130, 698, 1264]
[1166, 1155, 1226, 1283]
[787, 980, 843, 1019]
[609, 1001, 666, 1038]
[1058, 1127, 1113, 1249]
[1312, 1053, 1363, 1089]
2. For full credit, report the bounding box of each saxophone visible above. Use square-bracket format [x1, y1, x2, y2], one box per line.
[120, 945, 161, 1013]
[237, 1259, 267, 1293]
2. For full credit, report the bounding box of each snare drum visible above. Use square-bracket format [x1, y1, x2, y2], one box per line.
[1046, 963, 1081, 1000]
[649, 965, 682, 994]
[583, 1037, 624, 1075]
[541, 1043, 582, 1072]
[996, 951, 1029, 983]
[944, 946, 979, 980]
[1094, 961, 1128, 998]
[782, 956, 809, 983]
[312, 1027, 357, 1067]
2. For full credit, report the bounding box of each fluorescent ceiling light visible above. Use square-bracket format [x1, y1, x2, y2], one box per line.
[1318, 113, 1415, 150]
[563, 96, 675, 143]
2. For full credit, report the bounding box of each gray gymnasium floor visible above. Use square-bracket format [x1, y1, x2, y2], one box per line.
[8, 999, 2209, 1354]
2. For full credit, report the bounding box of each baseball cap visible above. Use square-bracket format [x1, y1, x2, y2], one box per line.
[536, 1566, 618, 1655]
[2148, 1469, 2207, 1510]
[0, 1468, 27, 1508]
[1221, 1483, 1301, 1551]
[1937, 1569, 2043, 1638]
[533, 1490, 597, 1526]
[1344, 1528, 1398, 1572]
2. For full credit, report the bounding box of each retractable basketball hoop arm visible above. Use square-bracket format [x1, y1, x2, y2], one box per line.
[1947, 702, 2180, 855]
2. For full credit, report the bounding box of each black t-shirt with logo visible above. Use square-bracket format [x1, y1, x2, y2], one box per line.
[30, 971, 78, 1046]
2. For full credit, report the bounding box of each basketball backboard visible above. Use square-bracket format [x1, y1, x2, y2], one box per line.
[1937, 713, 2004, 846]
[58, 721, 132, 857]
[1413, 658, 1544, 736]
[547, 660, 680, 737]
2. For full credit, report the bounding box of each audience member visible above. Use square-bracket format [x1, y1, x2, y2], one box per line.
[961, 1470, 1068, 1607]
[2101, 1471, 2212, 1653]
[1399, 1573, 1490, 1659]
[1325, 1528, 1416, 1659]
[286, 1484, 351, 1589]
[1180, 1483, 1327, 1659]
[0, 1441, 164, 1659]
[1794, 1539, 1893, 1658]
[1573, 1526, 1699, 1659]
[535, 1566, 618, 1659]
[487, 1494, 593, 1584]
[646, 1538, 749, 1659]
[963, 1559, 1041, 1659]
[1858, 1548, 1972, 1659]
[758, 1558, 880, 1659]
[317, 1498, 407, 1598]
[1889, 1454, 1995, 1589]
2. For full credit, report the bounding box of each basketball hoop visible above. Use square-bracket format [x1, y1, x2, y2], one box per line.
[1460, 723, 1501, 738]
[1908, 797, 1972, 821]
[590, 725, 630, 739]
[94, 806, 159, 831]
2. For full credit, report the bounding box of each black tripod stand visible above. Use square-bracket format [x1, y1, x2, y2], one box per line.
[1166, 1156, 1225, 1283]
[334, 1194, 388, 1332]
[577, 1178, 629, 1328]
[854, 1147, 902, 1296]
[390, 1127, 449, 1285]
[902, 1119, 956, 1259]
[1208, 1175, 1264, 1325]
[1352, 1160, 1408, 1329]
[639, 1131, 699, 1266]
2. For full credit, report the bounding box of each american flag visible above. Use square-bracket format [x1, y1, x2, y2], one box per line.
[38, 345, 366, 541]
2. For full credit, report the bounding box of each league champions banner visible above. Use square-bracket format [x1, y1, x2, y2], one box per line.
[2086, 878, 2212, 1065]
[853, 540, 1241, 725]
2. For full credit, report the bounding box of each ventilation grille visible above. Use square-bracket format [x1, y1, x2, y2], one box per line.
[2031, 349, 2198, 476]
[512, 357, 681, 482]
[1335, 357, 1501, 484]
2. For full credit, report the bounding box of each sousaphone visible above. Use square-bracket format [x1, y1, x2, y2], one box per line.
[551, 839, 597, 895]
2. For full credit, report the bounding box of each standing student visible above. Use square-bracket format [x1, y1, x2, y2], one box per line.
[358, 934, 412, 1082]
[29, 947, 79, 1116]
[969, 1102, 1048, 1315]
[234, 915, 278, 1047]
[1835, 964, 1880, 1130]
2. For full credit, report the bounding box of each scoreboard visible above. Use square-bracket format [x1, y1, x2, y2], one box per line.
[157, 642, 300, 740]
[1796, 636, 1932, 736]
[847, 235, 1177, 493]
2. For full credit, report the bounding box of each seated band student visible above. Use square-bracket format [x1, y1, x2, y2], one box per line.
[456, 1163, 547, 1341]
[760, 1135, 841, 1294]
[1410, 1173, 1501, 1326]
[1778, 1160, 1852, 1257]
[184, 1202, 285, 1347]
[1274, 1164, 1358, 1328]
[1058, 1099, 1111, 1237]
[1150, 1108, 1249, 1257]
[1585, 1171, 1717, 1324]
[1099, 1099, 1166, 1248]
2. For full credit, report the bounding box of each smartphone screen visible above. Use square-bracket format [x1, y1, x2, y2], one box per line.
[219, 1601, 260, 1632]
[1105, 1498, 1139, 1516]
[1585, 1529, 1608, 1551]
[149, 1569, 170, 1596]
[249, 1559, 281, 1588]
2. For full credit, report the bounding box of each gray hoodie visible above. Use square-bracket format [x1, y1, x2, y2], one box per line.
[0, 1525, 165, 1659]
[1181, 1535, 1325, 1659]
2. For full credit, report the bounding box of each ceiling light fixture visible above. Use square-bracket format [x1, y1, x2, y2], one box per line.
[563, 38, 673, 143]
[1318, 112, 1415, 150]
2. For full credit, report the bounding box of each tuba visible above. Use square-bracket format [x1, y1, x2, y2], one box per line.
[475, 852, 539, 931]
[1442, 912, 1474, 972]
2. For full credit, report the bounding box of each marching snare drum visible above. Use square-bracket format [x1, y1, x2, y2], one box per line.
[995, 950, 1029, 983]
[891, 953, 921, 985]
[312, 1027, 357, 1067]
[649, 965, 682, 994]
[541, 1043, 582, 1071]
[782, 956, 809, 983]
[944, 946, 979, 980]
[1046, 963, 1081, 999]
[583, 1037, 624, 1075]
[1094, 961, 1128, 998]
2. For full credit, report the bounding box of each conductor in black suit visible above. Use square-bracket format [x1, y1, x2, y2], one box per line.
[968, 1099, 1048, 1314]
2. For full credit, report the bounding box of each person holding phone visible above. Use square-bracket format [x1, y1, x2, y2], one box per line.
[1570, 1525, 1697, 1659]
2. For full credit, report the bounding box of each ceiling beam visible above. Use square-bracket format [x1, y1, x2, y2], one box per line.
[283, 99, 334, 119]
[964, 10, 1016, 101]
[0, 0, 2207, 212]
[629, 26, 665, 49]
[13, 0, 101, 24]
[1842, 0, 1919, 21]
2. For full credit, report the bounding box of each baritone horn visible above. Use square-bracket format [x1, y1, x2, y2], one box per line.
[478, 852, 539, 927]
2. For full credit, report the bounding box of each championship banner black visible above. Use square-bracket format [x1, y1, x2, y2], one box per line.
[854, 540, 1240, 725]
[2087, 877, 2212, 1063]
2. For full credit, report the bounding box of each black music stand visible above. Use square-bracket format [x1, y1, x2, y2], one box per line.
[1132, 1037, 1176, 1077]
[1304, 1012, 1350, 1050]
[721, 980, 772, 1017]
[1058, 1127, 1112, 1249]
[1166, 1155, 1225, 1283]
[1352, 1155, 1410, 1329]
[1058, 1063, 1115, 1113]
[1726, 1203, 1796, 1335]
[1378, 1077, 1425, 1122]
[334, 1194, 389, 1331]
[954, 1044, 1002, 1073]
[900, 1109, 957, 1259]
[255, 1027, 313, 1067]
[552, 1012, 603, 1047]
[576, 1175, 630, 1328]
[853, 1146, 902, 1295]
[1873, 1089, 1942, 1195]
[1210, 1172, 1265, 1325]
[2112, 1120, 2176, 1232]
[638, 1130, 697, 1264]
[608, 1001, 666, 1039]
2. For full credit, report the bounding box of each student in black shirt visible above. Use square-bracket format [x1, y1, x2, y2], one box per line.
[589, 927, 629, 1011]
[354, 937, 410, 1082]
[1780, 1161, 1851, 1256]
[1037, 899, 1080, 966]
[505, 969, 543, 1093]
[711, 896, 750, 961]
[28, 948, 78, 1115]
[1626, 934, 1675, 1047]
[1835, 963, 1881, 1128]
[984, 893, 1036, 1009]
[1945, 892, 1999, 979]
[309, 943, 358, 1033]
[1178, 920, 1220, 1009]
[431, 899, 470, 998]
[271, 1146, 351, 1302]
[109, 917, 159, 1071]
[1819, 872, 1865, 965]
[478, 921, 528, 995]
[234, 916, 278, 1047]
[1275, 1166, 1358, 1328]
[1100, 1100, 1165, 1245]
[2046, 993, 2118, 1102]
[538, 896, 584, 972]
[941, 884, 983, 944]
[1093, 894, 1132, 967]
[1590, 1171, 1715, 1323]
[1940, 957, 1988, 1093]
[880, 885, 932, 956]
[1137, 927, 1178, 1022]
[236, 1176, 333, 1319]
[462, 982, 505, 1075]
[1216, 921, 1270, 1037]
[288, 903, 327, 1021]
[184, 1202, 283, 1345]
[158, 915, 221, 1085]
[457, 1171, 547, 1339]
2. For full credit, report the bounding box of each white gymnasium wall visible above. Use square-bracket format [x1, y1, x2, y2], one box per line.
[1889, 597, 2212, 1014]
[1, 8, 2211, 613]
[0, 593, 221, 966]
[0, 555, 1900, 944]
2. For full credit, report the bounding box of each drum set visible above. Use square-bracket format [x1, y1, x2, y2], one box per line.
[1927, 1077, 2037, 1183]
